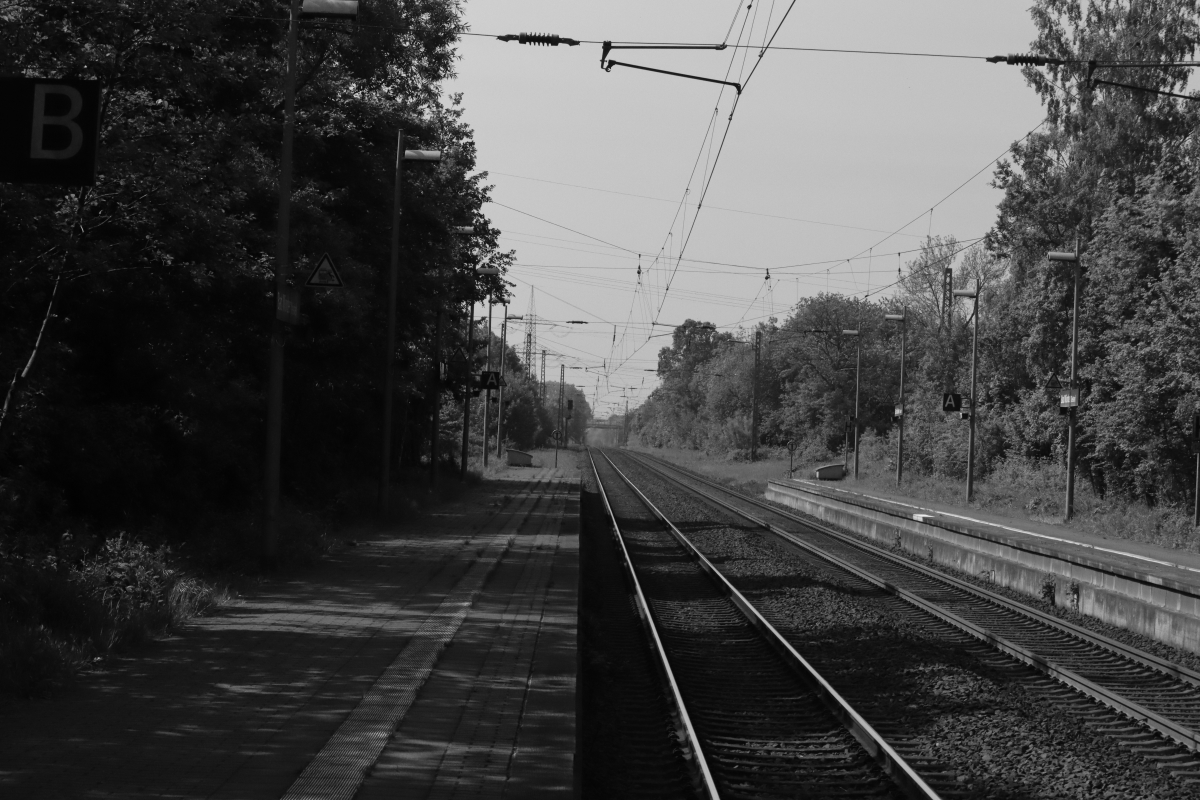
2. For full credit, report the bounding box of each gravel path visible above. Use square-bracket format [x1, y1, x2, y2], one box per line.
[612, 451, 1197, 800]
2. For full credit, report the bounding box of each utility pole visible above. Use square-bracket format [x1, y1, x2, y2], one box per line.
[886, 311, 907, 486]
[263, 0, 302, 564]
[378, 130, 405, 515]
[1193, 414, 1199, 528]
[841, 327, 862, 479]
[377, 136, 441, 514]
[556, 364, 564, 467]
[953, 285, 980, 502]
[495, 309, 508, 459]
[482, 299, 492, 467]
[540, 350, 546, 403]
[1050, 245, 1081, 520]
[429, 269, 443, 487]
[460, 303, 475, 480]
[624, 397, 629, 447]
[751, 330, 761, 460]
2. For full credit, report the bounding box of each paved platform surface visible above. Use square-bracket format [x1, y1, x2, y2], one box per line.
[0, 464, 579, 799]
[780, 477, 1200, 592]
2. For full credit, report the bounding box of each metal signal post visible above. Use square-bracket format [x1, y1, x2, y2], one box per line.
[952, 285, 980, 502]
[886, 312, 907, 486]
[1050, 246, 1081, 521]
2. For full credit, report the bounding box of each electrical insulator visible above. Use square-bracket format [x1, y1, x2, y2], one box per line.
[987, 53, 1063, 66]
[497, 32, 581, 46]
[765, 269, 770, 281]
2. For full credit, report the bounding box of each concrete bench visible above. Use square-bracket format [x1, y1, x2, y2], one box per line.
[814, 463, 846, 481]
[507, 449, 534, 467]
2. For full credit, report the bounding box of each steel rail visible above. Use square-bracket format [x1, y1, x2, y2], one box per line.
[621, 450, 1200, 753]
[586, 449, 720, 800]
[597, 450, 942, 800]
[631, 451, 1200, 690]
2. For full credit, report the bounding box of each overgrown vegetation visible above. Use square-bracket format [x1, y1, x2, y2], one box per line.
[0, 532, 222, 697]
[634, 2, 1200, 528]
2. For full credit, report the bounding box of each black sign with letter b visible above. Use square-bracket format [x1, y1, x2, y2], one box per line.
[0, 78, 101, 186]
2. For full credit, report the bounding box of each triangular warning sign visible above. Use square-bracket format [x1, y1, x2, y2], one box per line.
[1043, 372, 1063, 391]
[305, 253, 344, 288]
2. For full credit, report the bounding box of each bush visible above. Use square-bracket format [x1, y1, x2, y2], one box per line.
[0, 532, 218, 698]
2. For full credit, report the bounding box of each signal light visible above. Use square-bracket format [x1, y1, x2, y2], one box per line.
[497, 32, 581, 47]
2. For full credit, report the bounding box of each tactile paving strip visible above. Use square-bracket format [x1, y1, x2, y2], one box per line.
[279, 498, 539, 800]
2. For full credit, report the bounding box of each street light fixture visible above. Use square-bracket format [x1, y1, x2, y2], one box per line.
[842, 329, 862, 478]
[378, 138, 442, 513]
[952, 286, 980, 502]
[885, 312, 907, 486]
[455, 226, 482, 481]
[264, 0, 358, 564]
[1049, 247, 1082, 520]
[495, 306, 520, 460]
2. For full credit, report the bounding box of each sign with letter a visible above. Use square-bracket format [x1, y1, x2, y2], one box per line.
[0, 78, 101, 185]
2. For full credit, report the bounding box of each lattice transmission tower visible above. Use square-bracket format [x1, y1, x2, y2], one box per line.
[522, 288, 537, 381]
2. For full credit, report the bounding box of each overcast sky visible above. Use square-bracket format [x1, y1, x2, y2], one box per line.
[445, 1, 1046, 419]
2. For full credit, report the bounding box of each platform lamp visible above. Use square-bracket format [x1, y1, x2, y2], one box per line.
[951, 285, 980, 502]
[1049, 246, 1082, 521]
[264, 0, 358, 564]
[379, 142, 442, 514]
[456, 230, 487, 480]
[885, 312, 907, 486]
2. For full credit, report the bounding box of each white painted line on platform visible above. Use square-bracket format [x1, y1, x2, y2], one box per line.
[787, 479, 1200, 579]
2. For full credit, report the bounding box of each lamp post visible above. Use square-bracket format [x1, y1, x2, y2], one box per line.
[471, 264, 500, 474]
[952, 285, 980, 502]
[264, 0, 357, 563]
[491, 294, 510, 460]
[841, 328, 861, 478]
[496, 311, 523, 459]
[377, 139, 442, 515]
[886, 312, 907, 486]
[482, 298, 493, 467]
[455, 229, 482, 481]
[1049, 246, 1081, 521]
[751, 330, 762, 461]
[556, 364, 564, 468]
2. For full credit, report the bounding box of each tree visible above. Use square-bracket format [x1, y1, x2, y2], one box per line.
[0, 0, 508, 535]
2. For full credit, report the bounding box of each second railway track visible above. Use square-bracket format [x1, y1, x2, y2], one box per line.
[599, 447, 1200, 797]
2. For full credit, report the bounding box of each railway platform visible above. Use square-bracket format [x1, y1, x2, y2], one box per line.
[0, 465, 580, 800]
[767, 475, 1200, 654]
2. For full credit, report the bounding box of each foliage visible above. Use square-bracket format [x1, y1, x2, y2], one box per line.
[634, 2, 1200, 518]
[0, 531, 217, 697]
[0, 1, 522, 543]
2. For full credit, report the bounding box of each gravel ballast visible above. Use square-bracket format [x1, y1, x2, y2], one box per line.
[611, 451, 1199, 800]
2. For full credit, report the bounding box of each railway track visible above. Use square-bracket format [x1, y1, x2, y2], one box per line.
[589, 449, 938, 799]
[616, 448, 1200, 778]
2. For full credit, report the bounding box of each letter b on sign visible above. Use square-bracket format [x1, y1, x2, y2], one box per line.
[0, 78, 100, 185]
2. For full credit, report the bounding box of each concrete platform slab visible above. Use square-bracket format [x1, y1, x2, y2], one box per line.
[768, 477, 1200, 655]
[0, 465, 579, 800]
